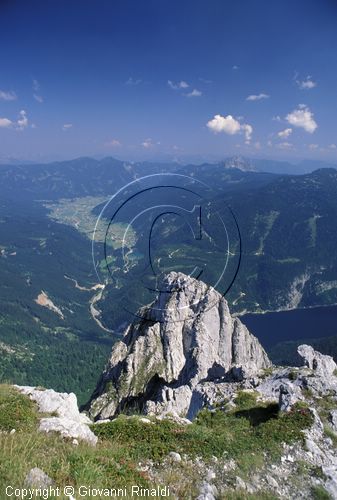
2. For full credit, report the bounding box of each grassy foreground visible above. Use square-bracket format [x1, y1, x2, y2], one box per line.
[0, 385, 314, 499]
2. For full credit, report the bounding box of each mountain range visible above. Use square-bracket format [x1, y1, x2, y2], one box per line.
[1, 156, 337, 402]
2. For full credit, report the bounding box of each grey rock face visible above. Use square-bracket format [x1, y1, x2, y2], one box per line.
[298, 344, 337, 377]
[279, 384, 298, 412]
[330, 410, 337, 432]
[89, 272, 271, 420]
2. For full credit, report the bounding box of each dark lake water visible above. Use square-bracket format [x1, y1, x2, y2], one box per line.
[241, 305, 337, 349]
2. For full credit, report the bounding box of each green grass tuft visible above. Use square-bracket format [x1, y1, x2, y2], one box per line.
[311, 484, 332, 500]
[234, 390, 258, 410]
[0, 385, 38, 432]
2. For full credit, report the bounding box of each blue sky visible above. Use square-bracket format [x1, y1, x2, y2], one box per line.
[0, 0, 337, 163]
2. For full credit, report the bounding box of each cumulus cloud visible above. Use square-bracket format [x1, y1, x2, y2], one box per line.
[0, 117, 13, 128]
[278, 128, 292, 139]
[168, 80, 189, 90]
[186, 88, 202, 97]
[207, 114, 253, 143]
[241, 124, 253, 144]
[141, 138, 154, 149]
[246, 93, 269, 101]
[62, 123, 73, 131]
[17, 110, 28, 130]
[0, 110, 29, 130]
[207, 114, 241, 135]
[286, 105, 317, 133]
[0, 90, 17, 101]
[296, 75, 317, 90]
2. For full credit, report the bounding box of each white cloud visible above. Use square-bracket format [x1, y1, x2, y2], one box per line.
[32, 79, 44, 102]
[246, 93, 269, 101]
[232, 65, 239, 70]
[0, 110, 29, 130]
[141, 138, 154, 149]
[207, 114, 241, 135]
[0, 90, 17, 101]
[207, 114, 253, 143]
[105, 138, 121, 147]
[33, 94, 44, 103]
[272, 115, 282, 122]
[242, 124, 253, 144]
[17, 110, 28, 130]
[286, 105, 317, 133]
[277, 142, 293, 150]
[125, 77, 142, 86]
[278, 128, 292, 139]
[168, 80, 189, 90]
[329, 144, 337, 150]
[308, 143, 319, 150]
[62, 123, 73, 131]
[0, 117, 13, 128]
[296, 75, 317, 90]
[186, 88, 202, 97]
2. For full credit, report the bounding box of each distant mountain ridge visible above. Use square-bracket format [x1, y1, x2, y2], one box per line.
[1, 156, 337, 401]
[0, 155, 336, 201]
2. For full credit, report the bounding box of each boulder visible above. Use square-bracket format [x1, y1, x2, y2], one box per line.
[25, 468, 53, 488]
[88, 272, 271, 420]
[279, 383, 300, 412]
[39, 416, 97, 446]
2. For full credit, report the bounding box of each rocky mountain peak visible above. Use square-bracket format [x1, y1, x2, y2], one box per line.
[222, 155, 257, 172]
[88, 272, 271, 420]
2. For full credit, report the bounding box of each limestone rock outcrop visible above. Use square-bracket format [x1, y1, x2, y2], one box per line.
[298, 344, 337, 377]
[16, 386, 97, 445]
[88, 272, 271, 420]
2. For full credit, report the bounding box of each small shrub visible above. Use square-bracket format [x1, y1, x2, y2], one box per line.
[288, 370, 298, 381]
[234, 391, 258, 410]
[302, 388, 313, 399]
[323, 425, 337, 446]
[261, 367, 273, 379]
